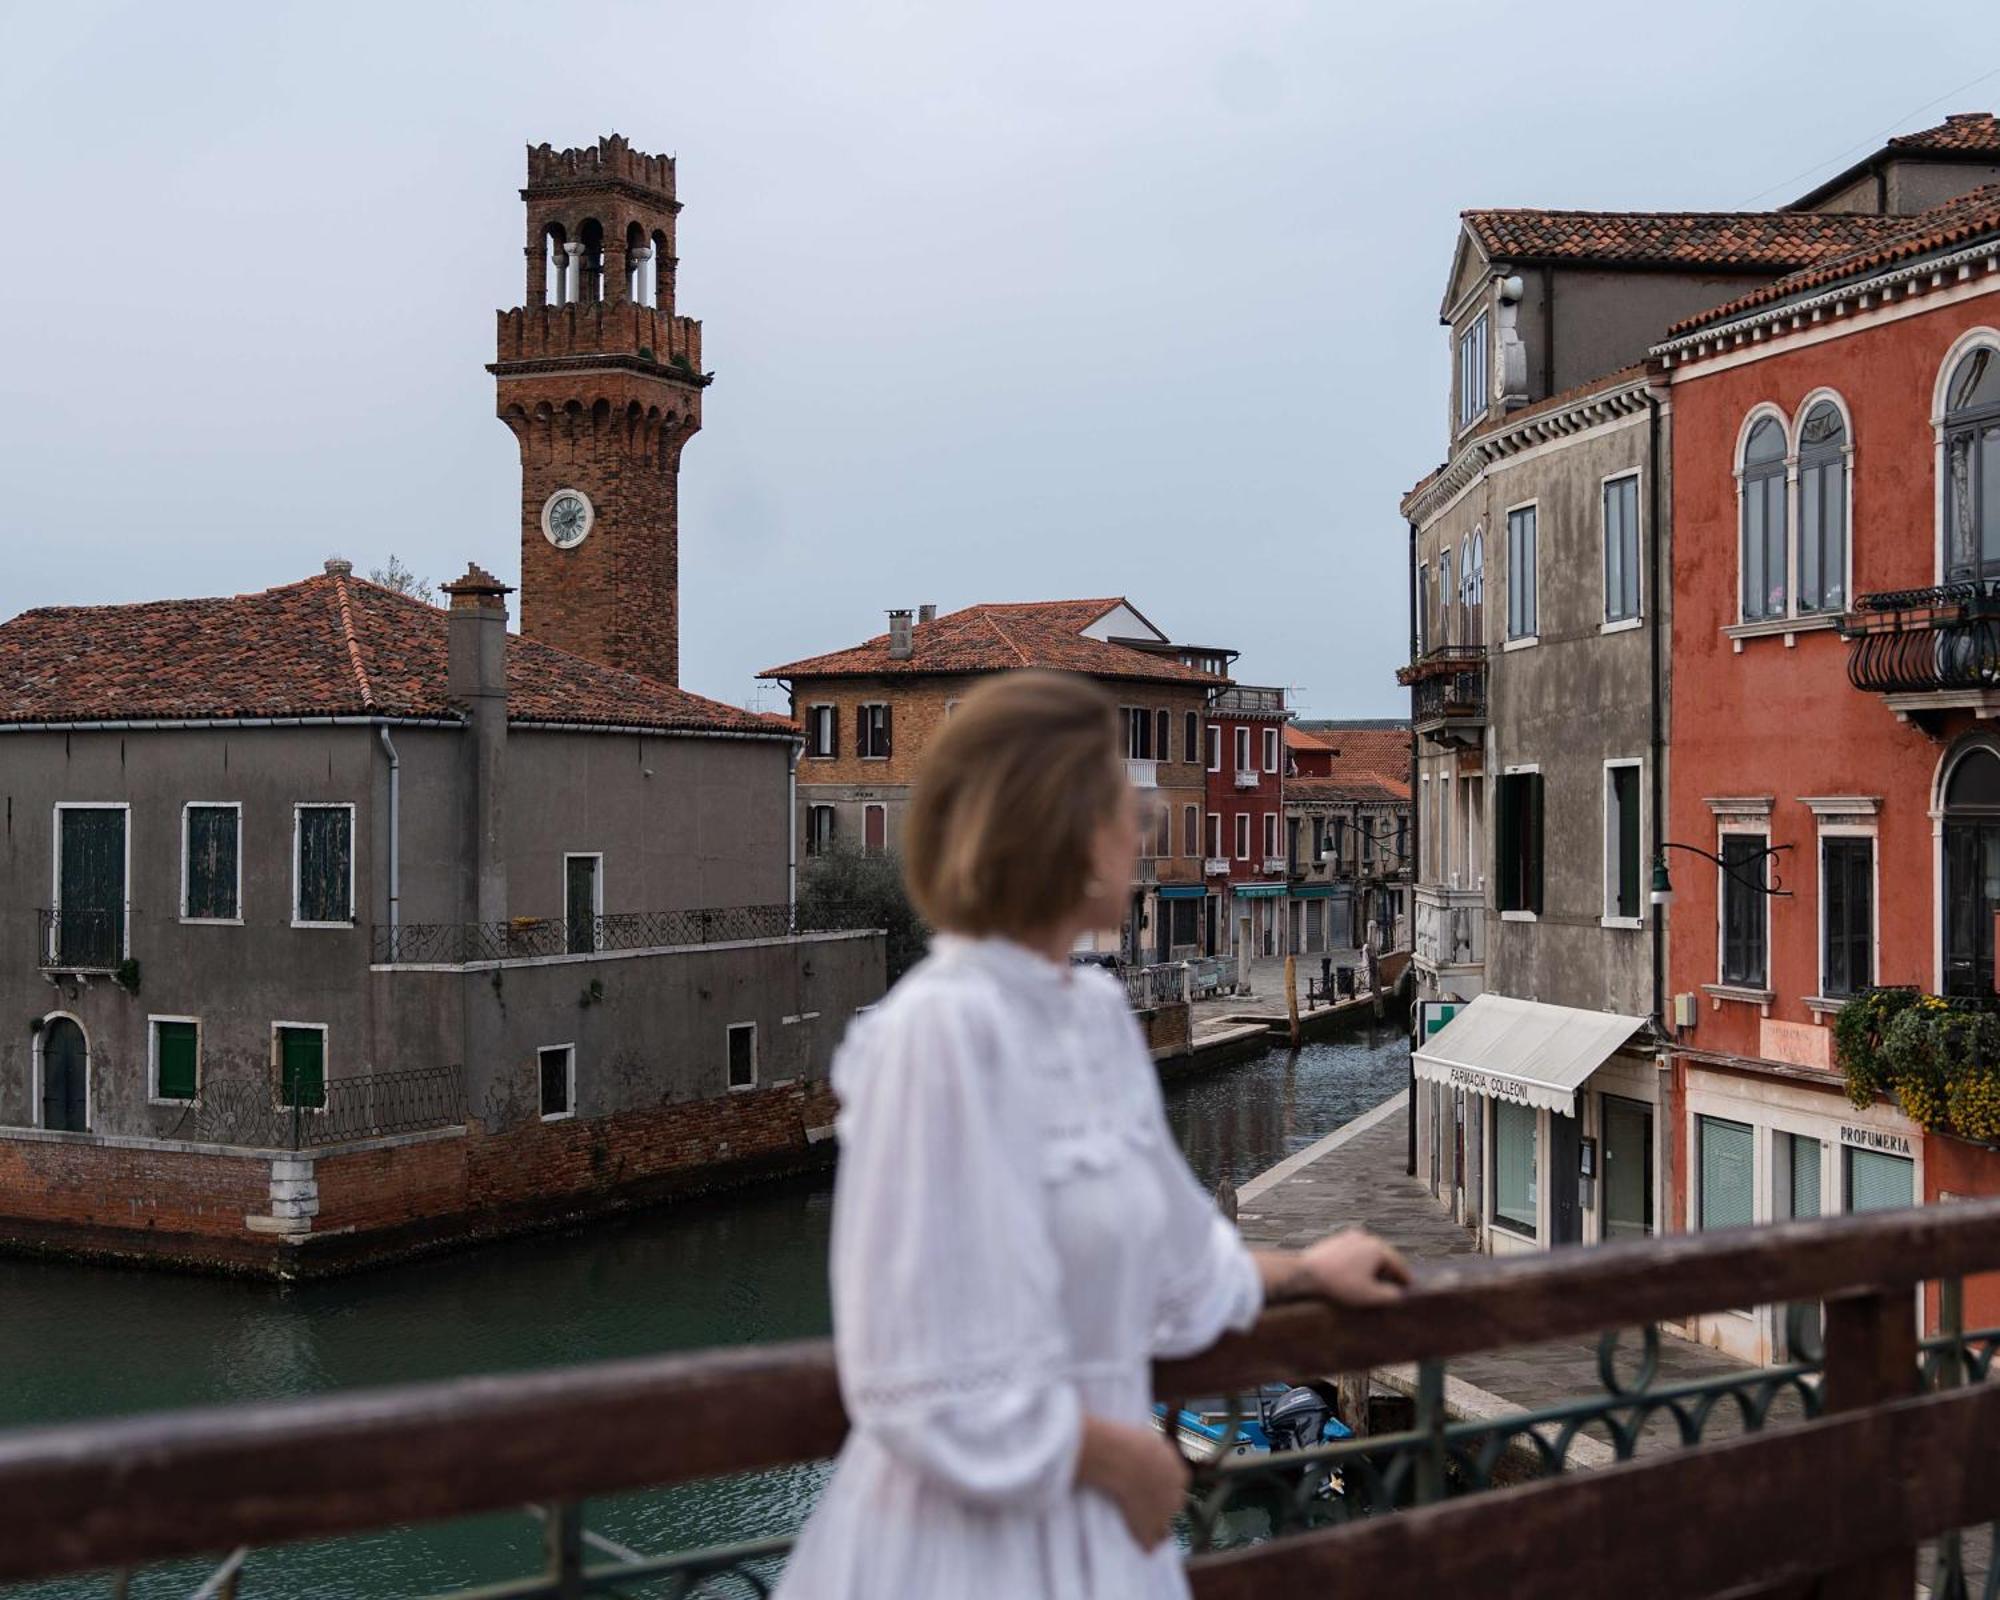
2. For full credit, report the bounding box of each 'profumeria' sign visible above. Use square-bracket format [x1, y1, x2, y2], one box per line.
[1840, 1125, 1914, 1157]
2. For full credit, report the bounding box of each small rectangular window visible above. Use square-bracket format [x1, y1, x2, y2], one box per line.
[727, 1023, 758, 1091]
[1458, 311, 1490, 429]
[806, 805, 837, 857]
[1507, 506, 1538, 639]
[539, 1044, 574, 1119]
[1263, 812, 1278, 858]
[1720, 832, 1769, 987]
[1234, 813, 1251, 860]
[183, 804, 240, 921]
[152, 1018, 199, 1102]
[276, 1024, 326, 1110]
[1496, 772, 1543, 914]
[1823, 836, 1874, 998]
[1234, 726, 1251, 773]
[1206, 812, 1221, 859]
[294, 805, 353, 925]
[863, 803, 887, 857]
[1184, 711, 1200, 764]
[1698, 1115, 1755, 1230]
[805, 704, 838, 758]
[1182, 805, 1199, 857]
[857, 704, 892, 759]
[1492, 1099, 1537, 1237]
[1604, 475, 1641, 623]
[1205, 725, 1220, 772]
[565, 854, 602, 955]
[1262, 727, 1279, 773]
[1153, 805, 1171, 860]
[1605, 764, 1642, 921]
[1156, 708, 1171, 762]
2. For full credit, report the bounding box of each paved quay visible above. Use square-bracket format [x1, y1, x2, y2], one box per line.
[1187, 951, 1403, 1053]
[1233, 1093, 1795, 1464]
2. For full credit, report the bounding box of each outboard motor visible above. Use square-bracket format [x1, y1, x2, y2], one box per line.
[1262, 1385, 1335, 1453]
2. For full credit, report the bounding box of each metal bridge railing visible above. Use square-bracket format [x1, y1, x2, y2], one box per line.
[10, 1199, 2000, 1595]
[159, 1064, 467, 1152]
[374, 904, 879, 965]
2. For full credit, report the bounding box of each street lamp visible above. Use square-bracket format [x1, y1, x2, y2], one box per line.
[1649, 840, 1794, 907]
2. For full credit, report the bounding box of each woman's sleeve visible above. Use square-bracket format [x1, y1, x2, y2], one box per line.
[830, 989, 1082, 1510]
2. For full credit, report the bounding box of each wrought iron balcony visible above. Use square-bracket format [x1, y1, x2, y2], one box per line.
[35, 908, 121, 973]
[1398, 646, 1486, 747]
[15, 1200, 2000, 1597]
[1842, 581, 2000, 718]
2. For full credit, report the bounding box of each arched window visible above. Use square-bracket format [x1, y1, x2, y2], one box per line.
[1462, 530, 1484, 646]
[543, 224, 569, 307]
[577, 219, 605, 305]
[1740, 415, 1788, 621]
[1945, 345, 2000, 583]
[625, 222, 649, 305]
[1797, 400, 1848, 613]
[1436, 548, 1453, 647]
[1944, 744, 2000, 993]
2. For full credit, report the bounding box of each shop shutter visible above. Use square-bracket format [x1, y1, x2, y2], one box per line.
[1698, 1116, 1755, 1230]
[1847, 1148, 1914, 1213]
[156, 1021, 198, 1100]
[1788, 1134, 1822, 1220]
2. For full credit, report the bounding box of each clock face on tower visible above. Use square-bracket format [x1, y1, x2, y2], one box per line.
[541, 488, 595, 550]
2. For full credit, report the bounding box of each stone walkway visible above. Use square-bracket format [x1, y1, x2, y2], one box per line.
[1233, 1098, 1803, 1463]
[1188, 952, 1394, 1050]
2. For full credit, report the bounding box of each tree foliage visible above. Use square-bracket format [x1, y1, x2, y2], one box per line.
[798, 845, 928, 983]
[369, 554, 436, 604]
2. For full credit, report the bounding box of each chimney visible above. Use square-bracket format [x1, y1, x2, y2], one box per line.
[324, 556, 353, 577]
[443, 564, 515, 925]
[917, 602, 937, 625]
[888, 608, 914, 661]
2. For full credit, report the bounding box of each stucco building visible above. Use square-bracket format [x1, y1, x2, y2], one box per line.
[761, 598, 1224, 963]
[1284, 722, 1412, 956]
[0, 135, 885, 1275]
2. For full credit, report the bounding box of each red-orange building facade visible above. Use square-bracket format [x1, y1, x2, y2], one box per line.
[1659, 196, 2000, 1356]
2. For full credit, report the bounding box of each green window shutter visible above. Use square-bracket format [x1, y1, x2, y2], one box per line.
[155, 1021, 198, 1100]
[280, 1028, 326, 1109]
[1699, 1116, 1755, 1230]
[1526, 774, 1545, 915]
[1847, 1148, 1914, 1213]
[186, 806, 239, 920]
[297, 808, 353, 923]
[1496, 777, 1519, 910]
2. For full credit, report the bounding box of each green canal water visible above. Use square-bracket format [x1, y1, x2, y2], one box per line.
[0, 1022, 1409, 1599]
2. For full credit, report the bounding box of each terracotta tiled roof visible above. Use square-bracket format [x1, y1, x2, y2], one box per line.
[1284, 724, 1335, 752]
[759, 600, 1223, 686]
[0, 570, 778, 736]
[1889, 112, 2000, 155]
[1288, 774, 1410, 805]
[1462, 208, 1906, 271]
[1668, 184, 2000, 337]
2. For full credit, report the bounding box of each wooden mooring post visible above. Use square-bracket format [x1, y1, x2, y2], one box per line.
[1285, 953, 1300, 1048]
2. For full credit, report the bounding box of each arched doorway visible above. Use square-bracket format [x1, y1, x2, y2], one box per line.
[1944, 745, 2000, 994]
[40, 1017, 87, 1132]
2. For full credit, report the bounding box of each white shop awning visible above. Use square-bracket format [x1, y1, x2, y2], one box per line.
[1413, 994, 1649, 1118]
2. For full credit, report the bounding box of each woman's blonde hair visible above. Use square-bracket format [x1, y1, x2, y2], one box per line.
[904, 670, 1128, 939]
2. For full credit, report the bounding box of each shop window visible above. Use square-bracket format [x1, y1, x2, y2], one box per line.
[1821, 836, 1873, 998]
[539, 1044, 574, 1120]
[1492, 1100, 1538, 1238]
[1698, 1115, 1755, 1230]
[1845, 1146, 1914, 1213]
[1496, 772, 1543, 914]
[1720, 832, 1770, 987]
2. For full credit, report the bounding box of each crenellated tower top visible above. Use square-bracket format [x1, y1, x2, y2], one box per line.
[515, 133, 682, 316]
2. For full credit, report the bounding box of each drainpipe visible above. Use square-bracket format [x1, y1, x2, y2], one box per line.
[1646, 390, 1666, 1030]
[788, 738, 801, 932]
[377, 726, 401, 943]
[1407, 516, 1421, 1178]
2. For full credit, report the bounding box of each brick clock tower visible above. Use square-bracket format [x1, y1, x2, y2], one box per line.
[491, 134, 706, 687]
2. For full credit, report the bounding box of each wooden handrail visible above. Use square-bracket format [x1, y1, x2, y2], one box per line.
[4, 1198, 2000, 1584]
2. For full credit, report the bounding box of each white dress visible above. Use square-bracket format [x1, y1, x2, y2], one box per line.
[774, 934, 1263, 1600]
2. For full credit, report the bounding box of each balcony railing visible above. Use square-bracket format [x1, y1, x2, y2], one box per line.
[1843, 581, 2000, 698]
[162, 1064, 467, 1151]
[35, 908, 123, 973]
[374, 904, 874, 965]
[1414, 884, 1484, 970]
[15, 1201, 2000, 1597]
[1122, 961, 1191, 1008]
[1212, 685, 1287, 716]
[1401, 647, 1487, 745]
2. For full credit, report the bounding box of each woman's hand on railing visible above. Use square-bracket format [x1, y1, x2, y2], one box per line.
[1075, 1415, 1191, 1550]
[1256, 1230, 1412, 1308]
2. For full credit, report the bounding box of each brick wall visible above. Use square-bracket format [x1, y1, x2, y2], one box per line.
[0, 1134, 273, 1268]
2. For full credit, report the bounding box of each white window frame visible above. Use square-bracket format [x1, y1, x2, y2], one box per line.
[1932, 328, 2000, 584]
[148, 1014, 202, 1106]
[1602, 758, 1645, 928]
[858, 702, 891, 760]
[291, 802, 357, 929]
[271, 1020, 330, 1114]
[1497, 762, 1541, 922]
[1416, 562, 1430, 655]
[862, 802, 888, 857]
[1457, 309, 1490, 434]
[1805, 796, 1881, 1007]
[726, 1021, 759, 1092]
[1234, 725, 1252, 774]
[51, 802, 132, 961]
[563, 852, 604, 952]
[1261, 726, 1279, 773]
[1206, 811, 1222, 859]
[538, 1041, 577, 1122]
[1792, 389, 1854, 618]
[31, 1009, 91, 1132]
[1234, 812, 1251, 861]
[1715, 816, 1774, 998]
[1206, 724, 1221, 773]
[1601, 468, 1644, 633]
[180, 800, 244, 925]
[1503, 499, 1540, 647]
[805, 703, 836, 758]
[806, 803, 837, 856]
[1263, 811, 1279, 859]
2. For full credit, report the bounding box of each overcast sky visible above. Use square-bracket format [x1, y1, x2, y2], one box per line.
[1, 3, 1992, 718]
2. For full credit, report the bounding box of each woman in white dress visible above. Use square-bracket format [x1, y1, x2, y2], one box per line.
[776, 671, 1409, 1600]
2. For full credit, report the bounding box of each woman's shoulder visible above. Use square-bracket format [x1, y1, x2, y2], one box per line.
[830, 950, 1012, 1099]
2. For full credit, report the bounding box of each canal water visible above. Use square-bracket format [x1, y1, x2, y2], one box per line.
[0, 1021, 1409, 1599]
